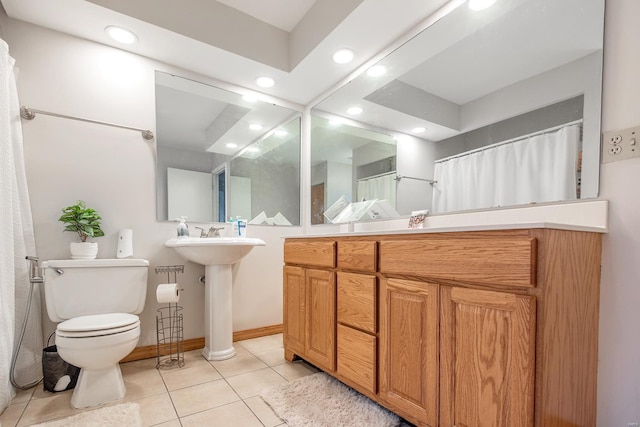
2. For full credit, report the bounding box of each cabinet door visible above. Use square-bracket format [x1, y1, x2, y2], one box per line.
[379, 278, 439, 427]
[440, 287, 536, 427]
[283, 266, 306, 357]
[305, 268, 336, 371]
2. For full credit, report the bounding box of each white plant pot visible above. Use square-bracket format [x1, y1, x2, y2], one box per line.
[70, 242, 98, 260]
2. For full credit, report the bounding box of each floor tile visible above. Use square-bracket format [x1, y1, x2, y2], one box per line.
[272, 360, 319, 381]
[254, 347, 287, 366]
[16, 392, 75, 426]
[226, 367, 288, 399]
[180, 400, 263, 427]
[169, 378, 240, 417]
[244, 395, 284, 427]
[239, 335, 283, 355]
[150, 420, 182, 427]
[160, 362, 222, 391]
[121, 367, 168, 402]
[0, 401, 28, 427]
[210, 352, 268, 378]
[134, 392, 178, 426]
[10, 387, 35, 404]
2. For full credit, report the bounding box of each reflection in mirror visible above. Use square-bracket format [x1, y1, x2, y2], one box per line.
[155, 71, 301, 225]
[311, 0, 604, 222]
[229, 116, 301, 226]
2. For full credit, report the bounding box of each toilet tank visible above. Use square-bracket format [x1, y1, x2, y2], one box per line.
[42, 258, 149, 323]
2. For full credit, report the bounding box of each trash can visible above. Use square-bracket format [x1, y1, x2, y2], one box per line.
[42, 332, 80, 393]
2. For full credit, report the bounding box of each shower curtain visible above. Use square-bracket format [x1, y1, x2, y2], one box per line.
[356, 173, 397, 206]
[1, 37, 42, 412]
[431, 123, 581, 213]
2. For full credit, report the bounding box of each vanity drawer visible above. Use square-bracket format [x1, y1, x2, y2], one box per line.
[284, 241, 335, 268]
[337, 241, 377, 272]
[337, 272, 376, 333]
[379, 237, 537, 287]
[337, 324, 377, 394]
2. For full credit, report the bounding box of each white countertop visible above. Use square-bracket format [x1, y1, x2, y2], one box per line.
[287, 200, 609, 238]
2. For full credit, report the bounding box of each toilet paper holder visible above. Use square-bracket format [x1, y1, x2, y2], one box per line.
[154, 265, 185, 369]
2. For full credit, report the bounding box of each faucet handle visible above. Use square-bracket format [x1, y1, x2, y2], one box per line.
[194, 226, 207, 238]
[207, 226, 224, 237]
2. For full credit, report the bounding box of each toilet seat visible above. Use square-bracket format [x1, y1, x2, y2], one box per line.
[57, 313, 140, 338]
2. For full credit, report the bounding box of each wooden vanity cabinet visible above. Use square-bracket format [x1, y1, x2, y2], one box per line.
[283, 229, 602, 427]
[379, 278, 439, 427]
[439, 286, 536, 427]
[283, 241, 336, 372]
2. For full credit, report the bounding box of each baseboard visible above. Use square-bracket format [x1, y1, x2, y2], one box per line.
[120, 324, 283, 363]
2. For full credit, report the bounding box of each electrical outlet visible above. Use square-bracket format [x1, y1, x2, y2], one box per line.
[608, 145, 622, 155]
[609, 134, 622, 144]
[602, 125, 640, 163]
[627, 422, 639, 427]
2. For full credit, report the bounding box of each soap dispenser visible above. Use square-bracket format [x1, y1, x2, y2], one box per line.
[176, 217, 189, 237]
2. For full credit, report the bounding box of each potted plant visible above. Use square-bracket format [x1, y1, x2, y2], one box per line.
[58, 200, 105, 259]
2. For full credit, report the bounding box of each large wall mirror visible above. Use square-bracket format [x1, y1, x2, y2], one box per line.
[311, 0, 604, 223]
[155, 71, 301, 225]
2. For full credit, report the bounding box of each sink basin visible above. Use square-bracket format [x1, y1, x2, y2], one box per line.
[165, 237, 265, 265]
[165, 236, 266, 361]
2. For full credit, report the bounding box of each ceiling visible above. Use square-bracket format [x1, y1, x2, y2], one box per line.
[0, 0, 451, 105]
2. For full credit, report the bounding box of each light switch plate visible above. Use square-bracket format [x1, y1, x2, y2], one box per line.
[602, 125, 640, 163]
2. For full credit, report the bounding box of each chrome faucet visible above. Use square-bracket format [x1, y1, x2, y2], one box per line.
[194, 226, 225, 238]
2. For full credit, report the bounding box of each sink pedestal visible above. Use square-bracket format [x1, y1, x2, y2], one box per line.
[164, 237, 266, 362]
[202, 265, 236, 360]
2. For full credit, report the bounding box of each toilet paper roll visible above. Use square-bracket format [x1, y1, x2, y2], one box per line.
[156, 283, 181, 304]
[116, 229, 133, 259]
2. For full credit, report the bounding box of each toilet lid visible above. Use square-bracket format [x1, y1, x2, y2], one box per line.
[57, 313, 139, 338]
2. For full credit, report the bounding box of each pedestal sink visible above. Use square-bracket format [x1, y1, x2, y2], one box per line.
[165, 237, 266, 360]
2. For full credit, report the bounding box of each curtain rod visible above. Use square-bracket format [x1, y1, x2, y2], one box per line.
[395, 174, 437, 185]
[20, 106, 154, 141]
[435, 119, 583, 164]
[357, 170, 396, 182]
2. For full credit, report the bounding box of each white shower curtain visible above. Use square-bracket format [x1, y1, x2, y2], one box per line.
[432, 124, 581, 213]
[357, 173, 397, 206]
[1, 37, 42, 412]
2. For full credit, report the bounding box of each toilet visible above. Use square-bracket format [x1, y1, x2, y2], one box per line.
[41, 258, 149, 408]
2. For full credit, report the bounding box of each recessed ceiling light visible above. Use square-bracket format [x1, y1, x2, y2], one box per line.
[367, 65, 387, 77]
[333, 48, 355, 64]
[468, 0, 496, 11]
[347, 107, 363, 115]
[412, 127, 426, 134]
[275, 129, 288, 137]
[256, 77, 275, 88]
[105, 26, 138, 44]
[242, 94, 257, 102]
[226, 143, 238, 148]
[249, 124, 263, 131]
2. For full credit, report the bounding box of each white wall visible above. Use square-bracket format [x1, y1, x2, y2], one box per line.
[2, 1, 640, 424]
[597, 0, 640, 424]
[1, 16, 302, 347]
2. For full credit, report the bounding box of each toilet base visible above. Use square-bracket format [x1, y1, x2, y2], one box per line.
[70, 364, 126, 409]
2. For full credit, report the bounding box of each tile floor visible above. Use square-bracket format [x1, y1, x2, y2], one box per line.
[0, 334, 322, 426]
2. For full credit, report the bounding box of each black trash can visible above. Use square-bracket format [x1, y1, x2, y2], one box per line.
[42, 332, 80, 393]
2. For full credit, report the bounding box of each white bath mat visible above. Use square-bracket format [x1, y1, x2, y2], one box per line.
[261, 372, 401, 427]
[31, 402, 141, 427]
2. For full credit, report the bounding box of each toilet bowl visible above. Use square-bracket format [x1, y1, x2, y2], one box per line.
[55, 313, 140, 408]
[41, 259, 149, 408]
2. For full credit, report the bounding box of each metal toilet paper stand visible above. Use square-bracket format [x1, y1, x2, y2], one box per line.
[155, 265, 185, 369]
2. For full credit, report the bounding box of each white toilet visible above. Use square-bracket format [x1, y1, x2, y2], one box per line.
[41, 258, 149, 408]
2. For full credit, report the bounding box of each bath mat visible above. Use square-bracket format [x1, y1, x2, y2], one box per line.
[31, 402, 141, 427]
[261, 372, 400, 427]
